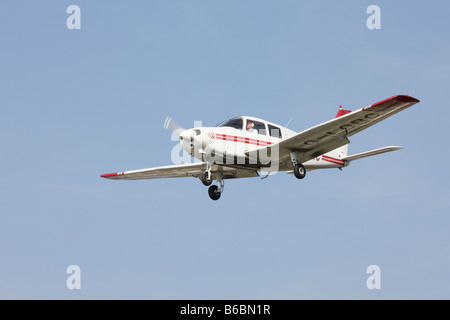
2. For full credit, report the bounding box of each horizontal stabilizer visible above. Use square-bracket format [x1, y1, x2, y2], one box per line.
[342, 146, 403, 162]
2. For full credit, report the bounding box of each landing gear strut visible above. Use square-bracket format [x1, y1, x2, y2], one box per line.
[290, 151, 306, 179]
[201, 163, 212, 186]
[206, 171, 224, 201]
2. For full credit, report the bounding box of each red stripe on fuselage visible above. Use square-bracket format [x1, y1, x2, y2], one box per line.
[210, 133, 272, 146]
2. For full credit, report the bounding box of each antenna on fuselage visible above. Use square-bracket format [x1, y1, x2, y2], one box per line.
[285, 118, 293, 128]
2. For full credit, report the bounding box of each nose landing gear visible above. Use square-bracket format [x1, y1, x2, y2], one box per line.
[208, 185, 221, 200]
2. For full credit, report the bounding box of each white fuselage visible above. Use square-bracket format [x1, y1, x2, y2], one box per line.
[180, 116, 347, 172]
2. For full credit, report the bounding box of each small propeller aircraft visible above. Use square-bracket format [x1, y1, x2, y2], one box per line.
[101, 95, 420, 200]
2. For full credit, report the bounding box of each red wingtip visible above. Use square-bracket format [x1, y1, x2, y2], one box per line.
[371, 95, 420, 107]
[396, 95, 420, 103]
[100, 172, 118, 178]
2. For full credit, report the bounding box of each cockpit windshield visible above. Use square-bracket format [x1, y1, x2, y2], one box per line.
[216, 117, 243, 130]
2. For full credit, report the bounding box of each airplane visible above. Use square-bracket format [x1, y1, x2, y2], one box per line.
[101, 94, 420, 200]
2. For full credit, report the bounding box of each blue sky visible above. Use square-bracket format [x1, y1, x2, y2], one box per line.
[1, 1, 449, 299]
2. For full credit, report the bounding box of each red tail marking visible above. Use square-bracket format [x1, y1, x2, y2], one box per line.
[322, 155, 344, 165]
[335, 105, 352, 118]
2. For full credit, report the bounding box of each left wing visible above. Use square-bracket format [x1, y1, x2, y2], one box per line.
[100, 163, 259, 180]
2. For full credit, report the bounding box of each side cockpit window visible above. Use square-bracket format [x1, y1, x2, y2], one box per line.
[246, 119, 266, 135]
[253, 121, 266, 135]
[268, 124, 282, 138]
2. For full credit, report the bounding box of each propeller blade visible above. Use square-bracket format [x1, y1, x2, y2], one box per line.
[163, 116, 185, 135]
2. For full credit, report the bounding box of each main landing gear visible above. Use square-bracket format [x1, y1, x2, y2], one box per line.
[207, 179, 224, 201]
[293, 163, 306, 179]
[291, 151, 306, 180]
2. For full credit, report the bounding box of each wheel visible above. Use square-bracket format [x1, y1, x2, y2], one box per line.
[208, 185, 221, 200]
[201, 172, 212, 186]
[293, 163, 306, 179]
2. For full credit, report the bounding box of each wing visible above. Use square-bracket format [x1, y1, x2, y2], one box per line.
[256, 95, 419, 165]
[100, 162, 259, 180]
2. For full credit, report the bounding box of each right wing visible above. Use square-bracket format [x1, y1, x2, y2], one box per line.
[100, 162, 259, 180]
[256, 95, 419, 165]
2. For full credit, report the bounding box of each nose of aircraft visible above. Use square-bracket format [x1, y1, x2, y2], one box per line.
[179, 129, 193, 142]
[179, 129, 195, 155]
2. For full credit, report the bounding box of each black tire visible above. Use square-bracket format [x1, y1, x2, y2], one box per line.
[208, 185, 221, 200]
[201, 172, 212, 186]
[293, 163, 306, 179]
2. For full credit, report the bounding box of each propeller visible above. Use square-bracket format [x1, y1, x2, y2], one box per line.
[163, 116, 185, 135]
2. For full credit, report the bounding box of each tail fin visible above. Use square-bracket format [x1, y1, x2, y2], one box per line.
[335, 105, 351, 118]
